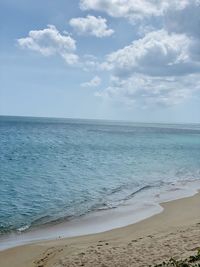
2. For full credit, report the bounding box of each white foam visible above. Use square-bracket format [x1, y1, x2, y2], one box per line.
[0, 179, 200, 251]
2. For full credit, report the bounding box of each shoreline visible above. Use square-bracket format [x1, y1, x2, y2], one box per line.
[0, 179, 200, 252]
[0, 191, 200, 266]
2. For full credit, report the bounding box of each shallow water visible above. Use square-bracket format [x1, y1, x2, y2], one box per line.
[0, 116, 200, 235]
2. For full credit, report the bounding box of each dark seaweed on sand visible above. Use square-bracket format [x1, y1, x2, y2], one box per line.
[150, 249, 200, 267]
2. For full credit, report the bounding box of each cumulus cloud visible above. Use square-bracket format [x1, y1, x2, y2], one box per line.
[80, 0, 190, 21]
[93, 0, 200, 107]
[164, 0, 200, 62]
[99, 28, 200, 106]
[97, 74, 200, 107]
[81, 75, 101, 87]
[69, 15, 114, 37]
[104, 30, 200, 77]
[165, 0, 200, 38]
[17, 1, 200, 108]
[80, 0, 162, 20]
[18, 25, 79, 65]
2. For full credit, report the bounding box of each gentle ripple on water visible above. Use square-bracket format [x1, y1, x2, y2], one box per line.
[0, 116, 200, 234]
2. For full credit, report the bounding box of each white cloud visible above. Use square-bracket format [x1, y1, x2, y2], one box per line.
[164, 0, 200, 63]
[69, 15, 114, 37]
[18, 25, 79, 65]
[104, 29, 200, 77]
[80, 0, 190, 21]
[95, 0, 200, 108]
[17, 1, 200, 109]
[97, 74, 200, 107]
[80, 0, 161, 20]
[81, 75, 101, 87]
[165, 0, 200, 38]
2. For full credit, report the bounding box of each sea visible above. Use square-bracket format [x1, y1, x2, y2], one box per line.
[0, 116, 200, 248]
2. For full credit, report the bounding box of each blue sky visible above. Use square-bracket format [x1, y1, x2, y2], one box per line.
[0, 0, 200, 123]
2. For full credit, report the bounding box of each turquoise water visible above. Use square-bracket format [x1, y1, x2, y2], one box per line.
[0, 116, 200, 235]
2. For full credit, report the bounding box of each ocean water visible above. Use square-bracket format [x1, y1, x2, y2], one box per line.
[0, 116, 200, 236]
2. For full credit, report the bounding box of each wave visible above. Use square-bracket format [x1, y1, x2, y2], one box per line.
[123, 185, 152, 201]
[17, 225, 30, 232]
[87, 185, 153, 214]
[2, 179, 200, 235]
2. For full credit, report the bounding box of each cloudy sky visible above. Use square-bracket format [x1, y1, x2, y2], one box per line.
[1, 0, 200, 122]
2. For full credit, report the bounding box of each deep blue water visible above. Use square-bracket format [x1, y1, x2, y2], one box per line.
[0, 116, 200, 234]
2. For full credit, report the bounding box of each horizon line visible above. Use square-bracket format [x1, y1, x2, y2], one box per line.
[0, 114, 199, 125]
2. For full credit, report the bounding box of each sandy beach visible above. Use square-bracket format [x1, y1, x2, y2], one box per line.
[0, 192, 200, 267]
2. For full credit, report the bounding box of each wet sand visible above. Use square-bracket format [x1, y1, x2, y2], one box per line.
[0, 192, 200, 267]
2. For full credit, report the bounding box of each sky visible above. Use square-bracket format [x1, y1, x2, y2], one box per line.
[0, 0, 200, 123]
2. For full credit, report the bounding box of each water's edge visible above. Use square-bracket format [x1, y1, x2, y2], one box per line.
[0, 179, 199, 252]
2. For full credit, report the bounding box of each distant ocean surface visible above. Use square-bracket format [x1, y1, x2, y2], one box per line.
[0, 116, 200, 235]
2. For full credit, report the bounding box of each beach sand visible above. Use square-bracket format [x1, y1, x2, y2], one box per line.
[0, 192, 200, 267]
